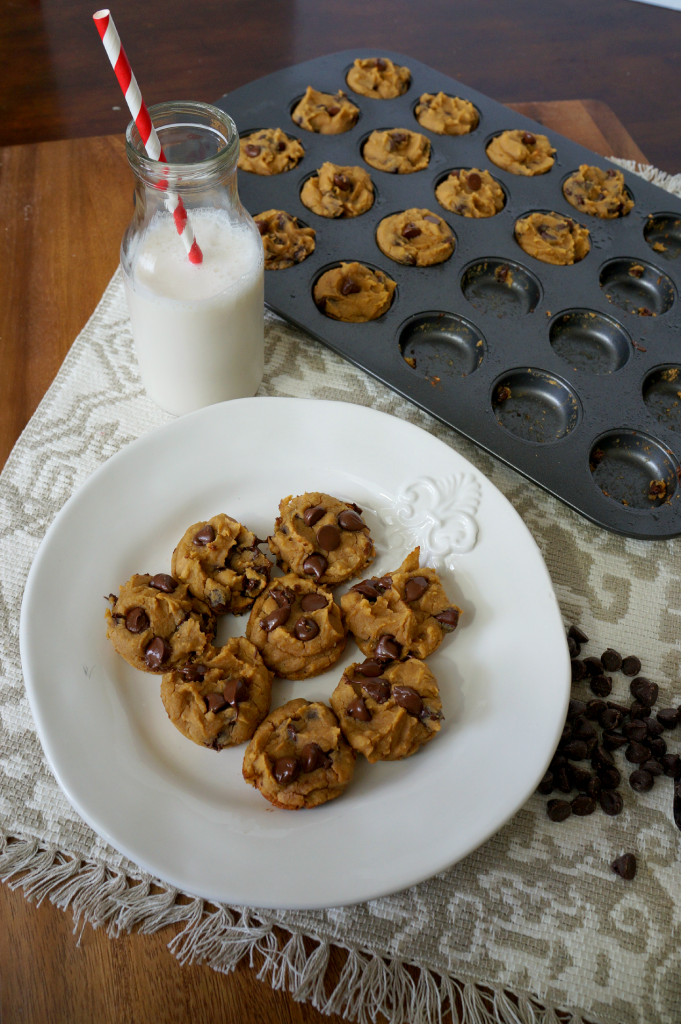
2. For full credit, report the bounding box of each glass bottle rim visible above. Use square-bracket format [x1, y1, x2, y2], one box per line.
[125, 101, 239, 189]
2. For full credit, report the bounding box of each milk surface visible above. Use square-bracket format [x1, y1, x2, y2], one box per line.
[123, 208, 264, 416]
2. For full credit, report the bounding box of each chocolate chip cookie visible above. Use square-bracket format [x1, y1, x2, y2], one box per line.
[363, 129, 430, 174]
[376, 209, 454, 266]
[313, 261, 396, 322]
[245, 574, 346, 680]
[171, 513, 271, 617]
[331, 658, 443, 762]
[435, 168, 505, 218]
[237, 128, 304, 175]
[563, 164, 634, 218]
[291, 86, 359, 134]
[346, 57, 410, 99]
[340, 547, 461, 661]
[268, 492, 375, 586]
[243, 698, 356, 809]
[414, 92, 478, 135]
[515, 212, 590, 265]
[254, 210, 316, 270]
[161, 637, 272, 750]
[300, 162, 374, 218]
[105, 573, 215, 674]
[486, 130, 555, 176]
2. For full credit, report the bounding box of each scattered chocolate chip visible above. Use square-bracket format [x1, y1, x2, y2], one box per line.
[569, 625, 589, 644]
[625, 741, 650, 764]
[362, 679, 391, 704]
[125, 607, 149, 633]
[537, 771, 554, 795]
[622, 655, 642, 676]
[591, 744, 615, 769]
[657, 708, 680, 730]
[260, 606, 290, 632]
[571, 659, 586, 682]
[294, 617, 320, 641]
[643, 716, 664, 737]
[602, 730, 628, 751]
[341, 277, 361, 296]
[144, 637, 171, 670]
[585, 700, 607, 721]
[586, 776, 601, 800]
[356, 659, 383, 677]
[600, 708, 622, 731]
[567, 764, 591, 790]
[205, 692, 228, 714]
[598, 765, 621, 789]
[547, 799, 571, 822]
[606, 701, 630, 717]
[337, 509, 365, 531]
[435, 609, 459, 631]
[648, 736, 667, 758]
[612, 853, 637, 879]
[584, 656, 604, 677]
[590, 674, 612, 697]
[374, 635, 402, 661]
[347, 697, 371, 721]
[273, 756, 299, 784]
[317, 524, 341, 551]
[629, 700, 648, 720]
[300, 593, 327, 612]
[303, 553, 327, 579]
[571, 794, 596, 816]
[352, 580, 381, 601]
[555, 765, 572, 793]
[181, 663, 207, 681]
[567, 698, 587, 719]
[572, 717, 597, 741]
[630, 677, 658, 707]
[300, 742, 332, 773]
[600, 790, 624, 816]
[193, 524, 216, 546]
[567, 635, 578, 657]
[404, 576, 429, 602]
[149, 573, 178, 593]
[223, 678, 249, 706]
[303, 506, 326, 527]
[629, 769, 654, 792]
[392, 685, 423, 716]
[601, 648, 622, 672]
[641, 759, 664, 777]
[522, 131, 536, 145]
[661, 754, 681, 779]
[563, 740, 588, 761]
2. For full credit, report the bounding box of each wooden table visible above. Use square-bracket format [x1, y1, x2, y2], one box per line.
[0, 2, 674, 1019]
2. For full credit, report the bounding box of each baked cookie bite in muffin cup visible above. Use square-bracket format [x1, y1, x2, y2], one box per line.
[486, 130, 555, 176]
[314, 262, 396, 322]
[363, 128, 430, 174]
[291, 86, 359, 134]
[376, 209, 455, 266]
[435, 169, 505, 218]
[238, 128, 304, 175]
[515, 212, 590, 265]
[300, 162, 374, 219]
[171, 513, 271, 617]
[331, 658, 443, 762]
[346, 57, 410, 99]
[161, 637, 273, 750]
[341, 547, 461, 661]
[563, 164, 634, 218]
[254, 210, 316, 270]
[268, 492, 375, 586]
[246, 575, 347, 680]
[105, 573, 216, 674]
[414, 92, 478, 135]
[243, 698, 356, 809]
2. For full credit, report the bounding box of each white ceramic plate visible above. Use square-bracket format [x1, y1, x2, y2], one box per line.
[20, 398, 569, 910]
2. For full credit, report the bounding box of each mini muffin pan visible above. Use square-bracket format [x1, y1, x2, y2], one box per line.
[216, 49, 681, 539]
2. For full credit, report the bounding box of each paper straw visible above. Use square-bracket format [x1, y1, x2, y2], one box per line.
[93, 9, 203, 264]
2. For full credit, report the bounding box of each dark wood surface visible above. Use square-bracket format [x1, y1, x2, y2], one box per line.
[0, 101, 645, 1024]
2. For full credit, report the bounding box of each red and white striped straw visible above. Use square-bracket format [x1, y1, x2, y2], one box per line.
[93, 9, 202, 265]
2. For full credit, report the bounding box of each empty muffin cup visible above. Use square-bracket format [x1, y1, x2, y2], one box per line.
[492, 368, 580, 443]
[589, 431, 678, 509]
[399, 312, 484, 378]
[642, 366, 681, 433]
[643, 214, 681, 261]
[549, 310, 632, 374]
[461, 259, 541, 317]
[599, 258, 674, 316]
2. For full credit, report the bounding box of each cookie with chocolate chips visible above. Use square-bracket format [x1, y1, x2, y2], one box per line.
[435, 168, 505, 218]
[105, 573, 216, 674]
[237, 128, 304, 175]
[346, 57, 410, 99]
[515, 212, 590, 266]
[363, 128, 430, 174]
[254, 210, 316, 270]
[340, 547, 461, 660]
[268, 491, 375, 586]
[291, 86, 359, 134]
[376, 208, 455, 266]
[242, 698, 356, 809]
[313, 261, 396, 322]
[414, 92, 478, 135]
[300, 162, 374, 219]
[562, 164, 634, 219]
[486, 129, 555, 176]
[331, 658, 443, 762]
[171, 513, 271, 616]
[161, 637, 272, 750]
[245, 574, 347, 679]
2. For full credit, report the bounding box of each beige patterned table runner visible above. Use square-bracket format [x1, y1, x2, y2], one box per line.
[2, 160, 681, 1024]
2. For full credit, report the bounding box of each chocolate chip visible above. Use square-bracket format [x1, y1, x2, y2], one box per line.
[294, 617, 320, 641]
[643, 716, 664, 737]
[641, 759, 664, 777]
[569, 625, 589, 644]
[205, 692, 228, 714]
[333, 173, 351, 191]
[625, 741, 650, 764]
[567, 764, 591, 790]
[362, 679, 391, 703]
[276, 141, 287, 151]
[273, 756, 299, 784]
[583, 656, 604, 677]
[374, 576, 393, 592]
[317, 524, 341, 551]
[590, 674, 612, 697]
[630, 700, 648, 720]
[144, 637, 171, 670]
[522, 131, 536, 145]
[300, 593, 327, 612]
[621, 655, 642, 676]
[568, 635, 578, 657]
[223, 678, 249, 706]
[390, 131, 408, 144]
[630, 677, 658, 707]
[600, 790, 623, 816]
[352, 580, 381, 601]
[602, 730, 628, 751]
[558, 722, 573, 746]
[355, 659, 383, 677]
[572, 717, 597, 741]
[402, 223, 422, 240]
[629, 769, 654, 792]
[571, 659, 585, 682]
[181, 663, 207, 681]
[300, 742, 332, 773]
[658, 708, 680, 729]
[434, 609, 459, 631]
[598, 765, 621, 789]
[374, 635, 402, 662]
[585, 700, 607, 720]
[567, 699, 587, 720]
[607, 701, 630, 717]
[675, 784, 681, 831]
[303, 505, 326, 527]
[260, 606, 290, 632]
[271, 587, 294, 608]
[149, 573, 178, 593]
[591, 744, 615, 769]
[423, 214, 441, 224]
[537, 771, 554, 795]
[125, 607, 149, 633]
[648, 736, 667, 758]
[244, 144, 261, 157]
[337, 509, 365, 531]
[601, 648, 622, 671]
[375, 57, 387, 70]
[571, 794, 596, 816]
[562, 740, 588, 761]
[547, 799, 571, 822]
[600, 708, 622, 731]
[404, 576, 429, 602]
[193, 524, 216, 546]
[392, 685, 423, 716]
[326, 105, 340, 116]
[257, 220, 268, 236]
[661, 753, 681, 779]
[340, 277, 361, 296]
[303, 553, 327, 579]
[467, 172, 482, 191]
[612, 853, 637, 879]
[347, 697, 371, 721]
[555, 765, 572, 793]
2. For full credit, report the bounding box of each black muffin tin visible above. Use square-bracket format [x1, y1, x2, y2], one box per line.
[216, 49, 681, 539]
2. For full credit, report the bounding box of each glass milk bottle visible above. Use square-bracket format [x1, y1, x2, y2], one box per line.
[121, 101, 264, 416]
